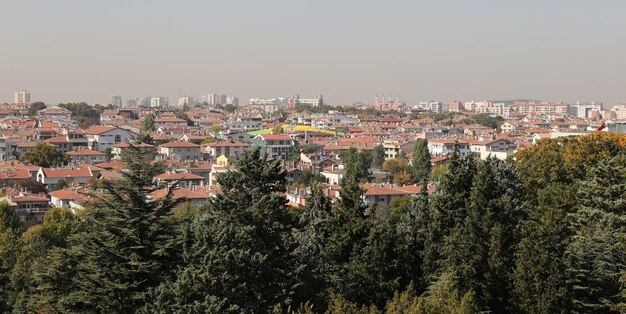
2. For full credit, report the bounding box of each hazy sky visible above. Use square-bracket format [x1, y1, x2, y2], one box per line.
[1, 0, 625, 106]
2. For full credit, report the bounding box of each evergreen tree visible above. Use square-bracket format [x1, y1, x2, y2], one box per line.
[445, 157, 523, 312]
[371, 144, 385, 169]
[342, 147, 372, 183]
[142, 113, 155, 132]
[513, 184, 577, 313]
[420, 146, 476, 282]
[0, 202, 20, 312]
[412, 139, 431, 182]
[143, 147, 306, 312]
[34, 145, 182, 312]
[564, 208, 625, 313]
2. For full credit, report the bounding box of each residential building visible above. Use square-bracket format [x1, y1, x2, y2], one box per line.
[158, 141, 202, 161]
[66, 148, 106, 164]
[204, 141, 250, 160]
[252, 134, 294, 159]
[111, 95, 123, 107]
[14, 90, 30, 104]
[84, 126, 136, 152]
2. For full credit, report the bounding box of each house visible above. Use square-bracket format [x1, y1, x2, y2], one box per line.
[49, 188, 89, 212]
[361, 183, 426, 208]
[204, 141, 250, 160]
[111, 143, 155, 160]
[155, 172, 205, 189]
[427, 139, 470, 156]
[468, 138, 516, 160]
[37, 106, 71, 120]
[36, 167, 96, 187]
[66, 149, 106, 164]
[84, 126, 136, 152]
[158, 141, 202, 161]
[150, 187, 212, 208]
[252, 134, 294, 159]
[154, 116, 188, 129]
[0, 189, 50, 223]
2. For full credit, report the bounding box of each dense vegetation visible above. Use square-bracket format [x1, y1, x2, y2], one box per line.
[1, 133, 626, 313]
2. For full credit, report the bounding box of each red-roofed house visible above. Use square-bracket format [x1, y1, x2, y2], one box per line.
[158, 141, 202, 161]
[205, 141, 250, 160]
[84, 126, 136, 152]
[66, 148, 106, 164]
[36, 167, 96, 187]
[252, 134, 294, 159]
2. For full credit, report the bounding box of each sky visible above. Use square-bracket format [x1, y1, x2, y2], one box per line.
[1, 0, 625, 106]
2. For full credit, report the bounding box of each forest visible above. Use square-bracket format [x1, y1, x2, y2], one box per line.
[1, 132, 626, 313]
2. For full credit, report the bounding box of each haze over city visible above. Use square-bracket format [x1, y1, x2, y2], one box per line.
[2, 0, 626, 105]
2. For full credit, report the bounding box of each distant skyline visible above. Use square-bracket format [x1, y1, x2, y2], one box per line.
[1, 1, 625, 106]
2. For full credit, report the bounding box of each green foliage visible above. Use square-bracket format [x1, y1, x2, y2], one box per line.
[273, 124, 284, 134]
[382, 159, 415, 185]
[143, 147, 306, 312]
[412, 139, 431, 182]
[27, 101, 46, 117]
[371, 144, 385, 169]
[19, 143, 67, 167]
[53, 179, 67, 191]
[142, 113, 155, 132]
[58, 102, 101, 128]
[342, 147, 373, 183]
[460, 113, 504, 129]
[293, 169, 326, 187]
[223, 103, 236, 112]
[32, 145, 183, 312]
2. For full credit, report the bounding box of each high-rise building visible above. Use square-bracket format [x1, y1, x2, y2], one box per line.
[111, 95, 122, 107]
[178, 96, 196, 108]
[14, 90, 30, 104]
[576, 101, 603, 119]
[150, 97, 169, 108]
[226, 96, 239, 106]
[127, 99, 137, 108]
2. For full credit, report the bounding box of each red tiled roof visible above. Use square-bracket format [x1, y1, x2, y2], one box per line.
[84, 126, 116, 135]
[49, 188, 89, 200]
[155, 173, 204, 180]
[159, 141, 200, 148]
[41, 167, 93, 178]
[66, 149, 105, 156]
[259, 134, 292, 141]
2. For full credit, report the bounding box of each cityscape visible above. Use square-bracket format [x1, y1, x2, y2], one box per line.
[2, 1, 626, 313]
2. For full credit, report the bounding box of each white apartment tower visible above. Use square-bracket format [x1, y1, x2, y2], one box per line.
[14, 90, 30, 104]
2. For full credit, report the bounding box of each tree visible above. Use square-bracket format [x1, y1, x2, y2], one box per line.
[382, 159, 415, 185]
[27, 102, 46, 117]
[342, 147, 372, 183]
[53, 179, 67, 191]
[513, 184, 577, 313]
[207, 125, 222, 134]
[19, 143, 67, 167]
[445, 157, 523, 312]
[223, 103, 236, 112]
[58, 102, 100, 128]
[412, 139, 431, 183]
[0, 202, 20, 312]
[33, 145, 183, 312]
[371, 145, 385, 169]
[273, 124, 285, 135]
[143, 147, 308, 312]
[142, 113, 155, 132]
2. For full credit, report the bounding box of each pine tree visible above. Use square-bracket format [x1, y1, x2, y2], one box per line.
[371, 144, 386, 169]
[421, 146, 476, 282]
[0, 201, 20, 312]
[34, 145, 182, 312]
[513, 183, 577, 313]
[444, 157, 523, 312]
[143, 147, 306, 313]
[412, 139, 431, 183]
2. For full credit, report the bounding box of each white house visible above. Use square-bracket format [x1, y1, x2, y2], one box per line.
[84, 126, 136, 152]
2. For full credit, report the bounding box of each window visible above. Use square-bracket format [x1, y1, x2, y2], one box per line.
[114, 135, 121, 143]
